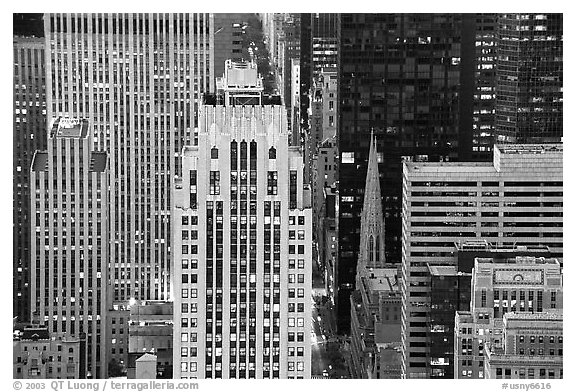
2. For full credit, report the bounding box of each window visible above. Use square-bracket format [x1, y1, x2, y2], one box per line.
[289, 171, 297, 209]
[342, 152, 354, 163]
[267, 171, 278, 195]
[269, 147, 276, 159]
[211, 147, 218, 159]
[210, 171, 220, 195]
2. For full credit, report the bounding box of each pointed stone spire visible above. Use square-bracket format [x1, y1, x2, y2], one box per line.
[357, 131, 386, 282]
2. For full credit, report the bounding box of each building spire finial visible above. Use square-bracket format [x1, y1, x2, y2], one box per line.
[357, 131, 386, 281]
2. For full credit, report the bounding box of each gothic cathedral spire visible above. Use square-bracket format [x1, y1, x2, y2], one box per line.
[357, 131, 386, 282]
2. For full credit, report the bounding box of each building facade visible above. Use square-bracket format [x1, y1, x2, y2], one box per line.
[13, 326, 81, 379]
[172, 62, 312, 379]
[338, 14, 473, 332]
[30, 118, 108, 378]
[401, 143, 562, 378]
[455, 256, 563, 379]
[495, 14, 563, 144]
[44, 13, 215, 304]
[427, 265, 471, 378]
[14, 35, 47, 323]
[484, 312, 563, 379]
[311, 13, 338, 79]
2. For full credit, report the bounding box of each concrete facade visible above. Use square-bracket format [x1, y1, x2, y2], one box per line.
[484, 312, 563, 379]
[30, 118, 108, 378]
[172, 62, 312, 379]
[401, 143, 563, 378]
[44, 13, 214, 306]
[13, 325, 81, 379]
[455, 256, 562, 379]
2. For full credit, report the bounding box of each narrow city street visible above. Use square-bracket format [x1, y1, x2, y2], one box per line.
[311, 240, 350, 378]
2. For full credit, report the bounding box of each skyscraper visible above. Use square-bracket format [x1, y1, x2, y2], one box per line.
[311, 13, 338, 79]
[14, 35, 47, 323]
[172, 61, 312, 379]
[30, 117, 108, 378]
[495, 14, 563, 143]
[469, 14, 498, 161]
[337, 13, 472, 332]
[401, 143, 563, 378]
[44, 13, 214, 303]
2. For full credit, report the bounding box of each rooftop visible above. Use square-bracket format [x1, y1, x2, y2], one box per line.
[14, 326, 50, 341]
[50, 117, 89, 139]
[361, 268, 399, 293]
[427, 265, 460, 276]
[456, 241, 551, 255]
[476, 256, 560, 266]
[31, 151, 48, 172]
[218, 60, 263, 90]
[495, 143, 563, 154]
[504, 311, 563, 322]
[90, 151, 108, 173]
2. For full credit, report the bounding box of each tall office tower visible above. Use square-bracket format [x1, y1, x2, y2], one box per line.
[495, 14, 563, 144]
[308, 67, 337, 192]
[45, 13, 214, 303]
[14, 36, 47, 323]
[299, 13, 312, 148]
[290, 58, 301, 146]
[401, 143, 563, 378]
[455, 256, 563, 379]
[426, 265, 471, 378]
[173, 61, 312, 379]
[484, 312, 563, 379]
[213, 14, 245, 78]
[467, 14, 498, 161]
[311, 13, 338, 79]
[280, 15, 301, 134]
[337, 14, 473, 333]
[30, 118, 108, 378]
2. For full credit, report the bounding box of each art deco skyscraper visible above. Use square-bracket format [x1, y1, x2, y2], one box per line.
[173, 61, 312, 379]
[14, 35, 47, 323]
[30, 118, 108, 378]
[44, 13, 214, 303]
